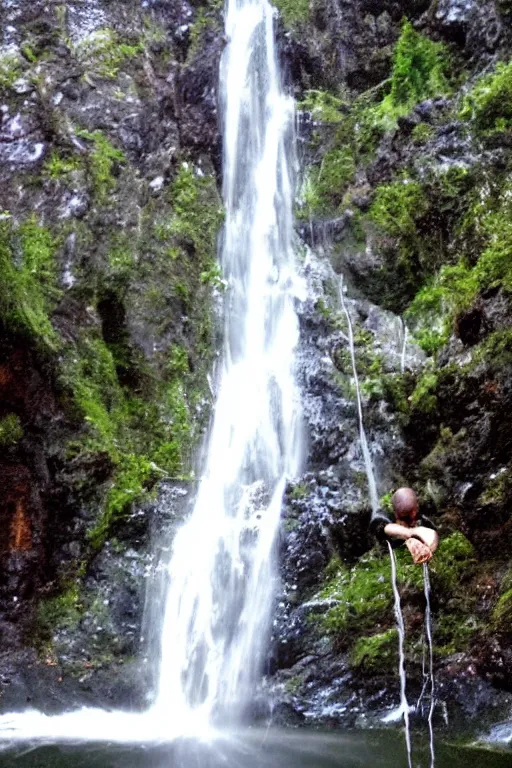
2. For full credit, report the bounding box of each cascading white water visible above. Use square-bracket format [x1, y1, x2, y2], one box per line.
[423, 563, 436, 768]
[0, 0, 303, 743]
[388, 543, 413, 768]
[153, 0, 303, 723]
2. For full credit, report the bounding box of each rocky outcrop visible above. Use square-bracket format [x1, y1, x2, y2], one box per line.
[264, 0, 512, 735]
[0, 0, 223, 708]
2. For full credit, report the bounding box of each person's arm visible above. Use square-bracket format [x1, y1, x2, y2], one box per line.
[383, 522, 414, 541]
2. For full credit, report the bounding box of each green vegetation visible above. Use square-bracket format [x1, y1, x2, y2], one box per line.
[411, 122, 435, 144]
[43, 151, 83, 179]
[405, 174, 512, 354]
[316, 533, 475, 661]
[460, 61, 512, 134]
[47, 160, 223, 549]
[273, 0, 310, 30]
[164, 162, 224, 278]
[308, 148, 356, 215]
[388, 20, 449, 112]
[369, 177, 429, 238]
[61, 330, 196, 549]
[0, 414, 23, 446]
[350, 629, 398, 673]
[493, 574, 512, 633]
[431, 531, 476, 592]
[187, 7, 221, 61]
[289, 482, 309, 500]
[408, 370, 438, 413]
[354, 20, 450, 143]
[77, 130, 125, 203]
[299, 90, 345, 123]
[74, 28, 141, 80]
[0, 52, 23, 91]
[36, 584, 82, 641]
[0, 216, 60, 349]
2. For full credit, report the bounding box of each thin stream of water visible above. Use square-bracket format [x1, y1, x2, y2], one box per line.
[338, 276, 413, 763]
[388, 543, 413, 768]
[423, 563, 436, 768]
[338, 277, 379, 514]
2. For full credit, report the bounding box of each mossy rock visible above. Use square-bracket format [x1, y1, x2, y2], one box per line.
[350, 629, 398, 673]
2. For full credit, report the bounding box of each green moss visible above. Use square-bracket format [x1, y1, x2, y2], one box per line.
[36, 584, 82, 641]
[350, 629, 398, 672]
[319, 550, 393, 636]
[167, 163, 224, 263]
[187, 8, 221, 61]
[406, 263, 477, 354]
[0, 216, 60, 349]
[411, 122, 435, 144]
[369, 178, 429, 238]
[389, 19, 449, 111]
[474, 212, 512, 292]
[300, 148, 356, 217]
[317, 532, 474, 652]
[409, 370, 438, 413]
[107, 236, 136, 283]
[44, 151, 83, 179]
[289, 482, 309, 500]
[0, 414, 23, 446]
[77, 130, 125, 203]
[430, 531, 476, 592]
[434, 611, 479, 655]
[74, 28, 142, 80]
[88, 453, 155, 550]
[62, 325, 198, 549]
[460, 61, 512, 134]
[273, 0, 310, 30]
[405, 176, 512, 354]
[379, 492, 394, 515]
[492, 587, 512, 631]
[167, 345, 189, 377]
[0, 52, 23, 91]
[299, 90, 345, 124]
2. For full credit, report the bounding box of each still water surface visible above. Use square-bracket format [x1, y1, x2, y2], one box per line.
[0, 729, 508, 768]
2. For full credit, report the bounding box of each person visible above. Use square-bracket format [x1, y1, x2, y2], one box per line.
[370, 487, 439, 564]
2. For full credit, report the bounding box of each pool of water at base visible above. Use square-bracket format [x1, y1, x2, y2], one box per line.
[0, 729, 509, 768]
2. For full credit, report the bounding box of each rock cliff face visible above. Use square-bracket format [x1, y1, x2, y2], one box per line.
[2, 0, 512, 736]
[0, 0, 223, 710]
[266, 0, 512, 730]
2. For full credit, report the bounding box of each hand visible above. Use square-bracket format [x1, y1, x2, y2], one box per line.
[412, 526, 439, 553]
[405, 538, 432, 564]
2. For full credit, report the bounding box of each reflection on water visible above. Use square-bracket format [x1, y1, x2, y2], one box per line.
[0, 729, 509, 768]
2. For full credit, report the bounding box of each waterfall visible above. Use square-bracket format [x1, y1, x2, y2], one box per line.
[0, 0, 303, 742]
[423, 563, 436, 768]
[388, 543, 413, 768]
[153, 0, 303, 723]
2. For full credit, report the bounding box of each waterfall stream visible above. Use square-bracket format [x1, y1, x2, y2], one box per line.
[338, 277, 413, 765]
[154, 0, 303, 722]
[388, 543, 413, 768]
[0, 0, 303, 743]
[423, 563, 436, 768]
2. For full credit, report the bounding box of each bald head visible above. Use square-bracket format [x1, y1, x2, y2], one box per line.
[392, 487, 418, 522]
